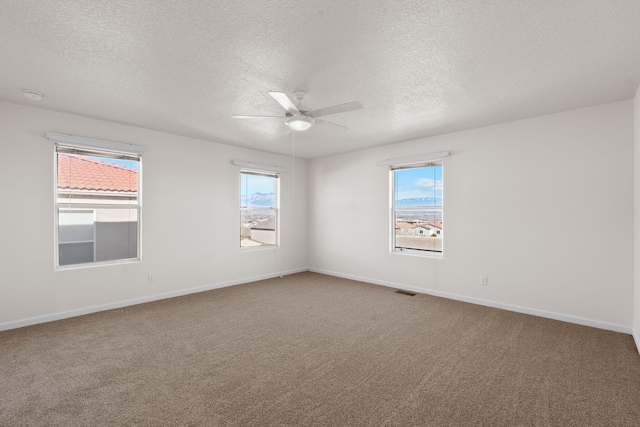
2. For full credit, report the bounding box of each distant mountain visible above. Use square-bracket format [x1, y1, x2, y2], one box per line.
[242, 194, 437, 208]
[242, 192, 275, 207]
[396, 197, 442, 207]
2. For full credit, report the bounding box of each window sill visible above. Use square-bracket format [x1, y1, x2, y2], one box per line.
[55, 258, 141, 271]
[240, 245, 278, 252]
[390, 249, 443, 259]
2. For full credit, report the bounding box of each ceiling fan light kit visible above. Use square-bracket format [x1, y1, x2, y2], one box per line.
[233, 90, 362, 132]
[285, 115, 314, 131]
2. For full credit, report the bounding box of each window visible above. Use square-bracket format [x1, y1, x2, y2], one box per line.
[240, 171, 278, 248]
[55, 145, 141, 267]
[392, 162, 443, 254]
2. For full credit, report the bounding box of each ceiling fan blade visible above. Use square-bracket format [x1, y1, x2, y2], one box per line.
[269, 92, 301, 115]
[232, 115, 283, 119]
[310, 101, 362, 118]
[315, 118, 349, 129]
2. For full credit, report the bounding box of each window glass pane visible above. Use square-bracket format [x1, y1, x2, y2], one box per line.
[58, 210, 94, 243]
[57, 152, 139, 205]
[394, 210, 443, 252]
[94, 208, 138, 262]
[58, 210, 95, 266]
[241, 209, 276, 247]
[59, 242, 95, 266]
[58, 207, 138, 265]
[240, 173, 276, 208]
[394, 165, 442, 207]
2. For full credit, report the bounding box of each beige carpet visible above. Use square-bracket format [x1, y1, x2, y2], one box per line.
[1, 272, 639, 426]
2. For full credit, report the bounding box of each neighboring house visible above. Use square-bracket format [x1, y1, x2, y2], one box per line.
[430, 222, 443, 237]
[396, 221, 443, 237]
[57, 154, 138, 266]
[395, 221, 416, 236]
[414, 225, 433, 236]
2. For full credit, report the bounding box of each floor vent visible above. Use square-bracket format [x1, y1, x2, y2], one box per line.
[395, 290, 416, 297]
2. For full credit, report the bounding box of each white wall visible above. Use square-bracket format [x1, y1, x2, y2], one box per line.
[634, 86, 640, 348]
[1, 98, 635, 335]
[0, 101, 308, 328]
[309, 100, 634, 330]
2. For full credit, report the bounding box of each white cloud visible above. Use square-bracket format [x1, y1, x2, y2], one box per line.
[415, 178, 443, 191]
[415, 178, 433, 187]
[397, 187, 442, 200]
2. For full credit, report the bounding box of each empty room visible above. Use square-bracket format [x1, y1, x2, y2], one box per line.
[1, 1, 640, 425]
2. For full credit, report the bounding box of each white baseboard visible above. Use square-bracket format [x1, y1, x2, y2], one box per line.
[2, 267, 635, 339]
[0, 268, 307, 332]
[309, 268, 634, 335]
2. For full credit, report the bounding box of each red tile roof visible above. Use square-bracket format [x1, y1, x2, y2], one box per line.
[58, 154, 138, 192]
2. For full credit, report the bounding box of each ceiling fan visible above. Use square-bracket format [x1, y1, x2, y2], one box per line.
[233, 90, 362, 131]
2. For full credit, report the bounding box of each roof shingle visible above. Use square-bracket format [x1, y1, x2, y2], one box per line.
[57, 154, 138, 192]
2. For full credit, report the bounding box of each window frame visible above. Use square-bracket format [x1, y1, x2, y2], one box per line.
[239, 170, 280, 250]
[390, 161, 444, 258]
[54, 144, 142, 269]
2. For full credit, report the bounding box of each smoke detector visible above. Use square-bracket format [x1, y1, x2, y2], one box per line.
[23, 90, 43, 101]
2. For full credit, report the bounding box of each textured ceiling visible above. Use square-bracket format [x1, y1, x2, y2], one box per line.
[2, 0, 640, 159]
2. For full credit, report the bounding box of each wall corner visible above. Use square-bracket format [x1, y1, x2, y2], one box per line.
[634, 84, 640, 355]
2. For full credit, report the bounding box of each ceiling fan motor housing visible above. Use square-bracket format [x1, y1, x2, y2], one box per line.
[292, 90, 307, 103]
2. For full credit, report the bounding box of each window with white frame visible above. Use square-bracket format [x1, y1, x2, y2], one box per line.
[392, 161, 443, 254]
[55, 145, 141, 267]
[240, 171, 278, 248]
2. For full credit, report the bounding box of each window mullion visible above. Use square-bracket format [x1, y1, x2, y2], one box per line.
[58, 203, 140, 210]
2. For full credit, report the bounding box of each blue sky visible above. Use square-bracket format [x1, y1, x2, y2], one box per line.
[240, 174, 276, 209]
[394, 166, 442, 202]
[89, 155, 139, 169]
[240, 174, 276, 196]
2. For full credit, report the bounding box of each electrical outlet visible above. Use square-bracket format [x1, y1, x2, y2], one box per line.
[480, 276, 488, 286]
[148, 273, 154, 283]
